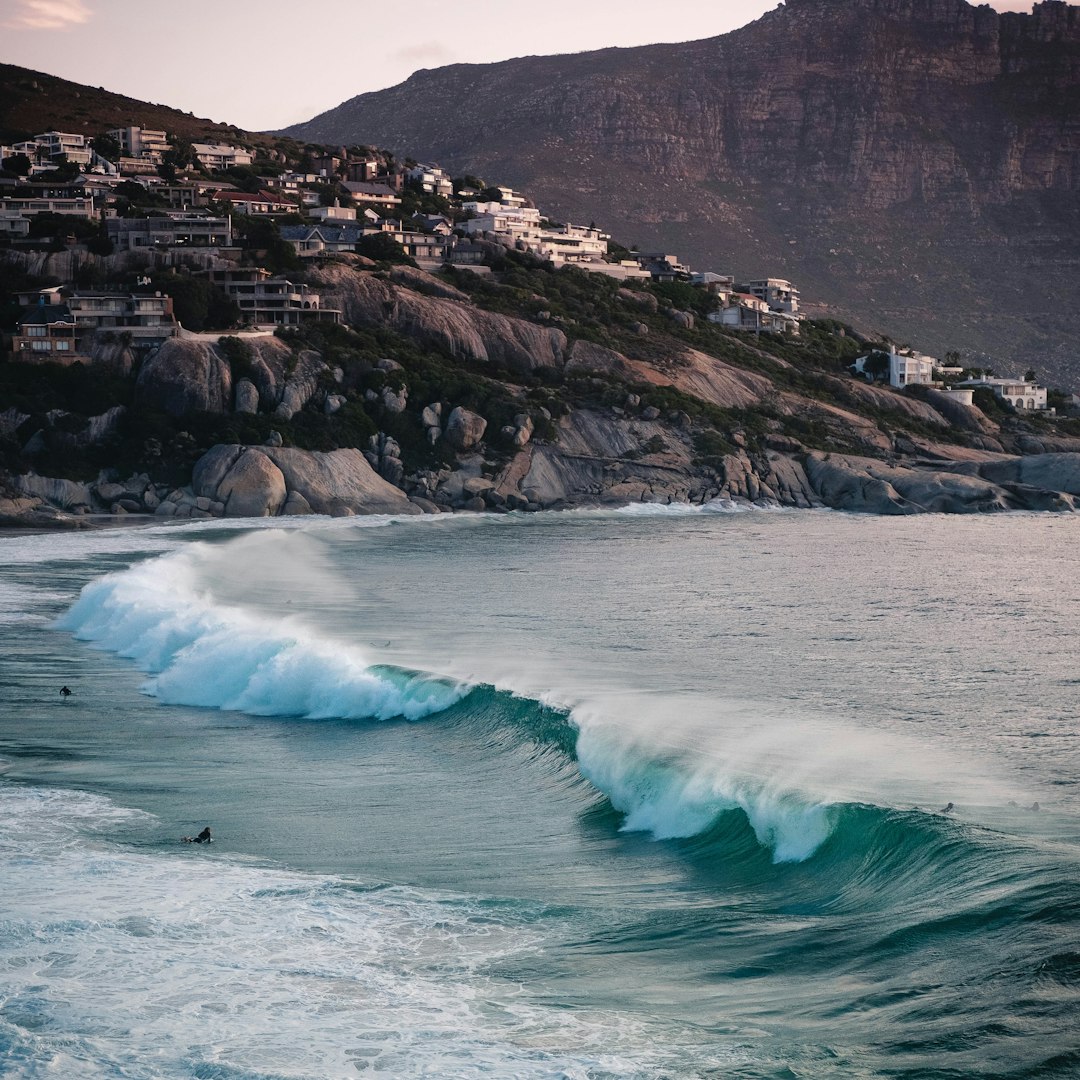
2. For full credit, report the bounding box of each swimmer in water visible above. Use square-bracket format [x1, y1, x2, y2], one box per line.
[940, 802, 955, 814]
[182, 827, 212, 844]
[59, 686, 72, 698]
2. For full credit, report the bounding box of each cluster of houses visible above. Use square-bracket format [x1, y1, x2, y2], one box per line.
[0, 127, 1056, 413]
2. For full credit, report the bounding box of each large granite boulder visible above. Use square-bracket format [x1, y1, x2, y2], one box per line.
[192, 444, 420, 518]
[445, 407, 488, 451]
[136, 339, 232, 417]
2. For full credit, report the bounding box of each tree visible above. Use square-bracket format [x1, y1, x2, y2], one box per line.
[863, 350, 891, 381]
[92, 132, 121, 161]
[355, 233, 416, 266]
[2, 152, 32, 176]
[1025, 368, 1037, 383]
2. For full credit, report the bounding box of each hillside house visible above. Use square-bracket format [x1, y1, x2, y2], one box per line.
[207, 268, 341, 326]
[738, 278, 800, 315]
[405, 164, 453, 198]
[279, 223, 363, 256]
[35, 132, 93, 166]
[12, 304, 84, 364]
[108, 127, 170, 163]
[209, 190, 295, 215]
[958, 376, 1049, 411]
[310, 203, 357, 224]
[66, 292, 177, 345]
[107, 213, 232, 250]
[192, 143, 253, 170]
[341, 181, 401, 208]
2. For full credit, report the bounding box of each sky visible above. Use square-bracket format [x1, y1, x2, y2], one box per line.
[0, 0, 1040, 133]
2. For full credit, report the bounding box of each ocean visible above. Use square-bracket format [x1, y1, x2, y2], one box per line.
[1, 506, 1078, 1079]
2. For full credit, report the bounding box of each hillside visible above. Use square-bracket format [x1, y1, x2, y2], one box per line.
[282, 0, 1080, 385]
[0, 63, 275, 149]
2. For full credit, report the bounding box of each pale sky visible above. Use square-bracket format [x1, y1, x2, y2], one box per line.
[0, 0, 1039, 132]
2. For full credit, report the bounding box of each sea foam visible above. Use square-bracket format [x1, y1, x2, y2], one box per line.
[57, 543, 466, 722]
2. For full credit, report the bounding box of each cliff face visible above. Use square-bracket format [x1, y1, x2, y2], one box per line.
[285, 0, 1080, 381]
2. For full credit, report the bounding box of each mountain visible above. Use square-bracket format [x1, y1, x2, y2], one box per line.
[282, 0, 1080, 386]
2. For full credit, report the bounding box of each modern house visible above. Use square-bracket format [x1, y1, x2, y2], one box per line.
[32, 131, 93, 166]
[737, 278, 800, 315]
[207, 268, 341, 326]
[108, 127, 170, 163]
[66, 292, 178, 344]
[209, 190, 295, 215]
[107, 213, 232, 250]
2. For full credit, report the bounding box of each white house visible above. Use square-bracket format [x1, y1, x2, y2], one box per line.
[853, 346, 937, 388]
[737, 278, 800, 315]
[108, 127, 170, 163]
[310, 203, 357, 223]
[958, 376, 1049, 411]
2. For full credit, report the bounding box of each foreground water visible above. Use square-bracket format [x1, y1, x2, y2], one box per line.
[1, 507, 1078, 1078]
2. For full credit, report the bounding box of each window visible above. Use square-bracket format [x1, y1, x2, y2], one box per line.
[26, 325, 46, 336]
[31, 340, 51, 351]
[55, 340, 70, 350]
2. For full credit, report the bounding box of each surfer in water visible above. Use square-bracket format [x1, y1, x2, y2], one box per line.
[182, 827, 213, 844]
[940, 802, 955, 814]
[59, 686, 72, 698]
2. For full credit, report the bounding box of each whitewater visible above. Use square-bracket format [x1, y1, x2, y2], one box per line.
[1, 507, 1078, 1078]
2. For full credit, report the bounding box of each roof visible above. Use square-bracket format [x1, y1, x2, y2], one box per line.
[19, 304, 73, 325]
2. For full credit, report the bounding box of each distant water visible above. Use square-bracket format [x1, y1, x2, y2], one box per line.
[2, 507, 1079, 1079]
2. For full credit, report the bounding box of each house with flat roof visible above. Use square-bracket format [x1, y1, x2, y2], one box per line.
[207, 268, 341, 326]
[107, 213, 232, 250]
[957, 375, 1049, 411]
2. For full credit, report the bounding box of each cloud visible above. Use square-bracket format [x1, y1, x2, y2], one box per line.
[3, 0, 92, 30]
[393, 41, 454, 65]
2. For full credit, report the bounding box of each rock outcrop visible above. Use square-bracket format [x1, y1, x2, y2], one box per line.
[312, 264, 567, 374]
[191, 445, 420, 518]
[136, 339, 233, 417]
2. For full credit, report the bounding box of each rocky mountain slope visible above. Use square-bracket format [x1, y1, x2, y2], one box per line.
[284, 0, 1080, 383]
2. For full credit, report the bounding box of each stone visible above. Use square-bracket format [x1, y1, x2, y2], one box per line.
[376, 357, 404, 373]
[235, 378, 260, 415]
[117, 498, 142, 513]
[324, 393, 347, 415]
[463, 476, 496, 496]
[421, 403, 442, 428]
[381, 386, 408, 414]
[408, 496, 441, 514]
[445, 406, 488, 450]
[265, 430, 283, 447]
[282, 490, 313, 516]
[95, 481, 125, 502]
[215, 448, 288, 517]
[135, 339, 232, 417]
[641, 406, 661, 420]
[155, 501, 177, 517]
[463, 496, 487, 512]
[195, 496, 212, 512]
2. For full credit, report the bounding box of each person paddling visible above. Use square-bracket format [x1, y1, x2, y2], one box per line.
[182, 826, 213, 844]
[59, 686, 72, 698]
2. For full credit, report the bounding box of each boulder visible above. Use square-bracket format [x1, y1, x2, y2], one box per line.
[136, 339, 232, 417]
[445, 406, 487, 451]
[235, 378, 260, 414]
[381, 385, 408, 414]
[324, 393, 347, 415]
[192, 444, 419, 517]
[215, 448, 288, 517]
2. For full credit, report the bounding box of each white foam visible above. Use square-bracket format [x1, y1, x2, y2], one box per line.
[0, 783, 746, 1078]
[57, 542, 466, 723]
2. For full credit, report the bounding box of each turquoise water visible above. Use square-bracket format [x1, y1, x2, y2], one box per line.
[1, 507, 1078, 1078]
